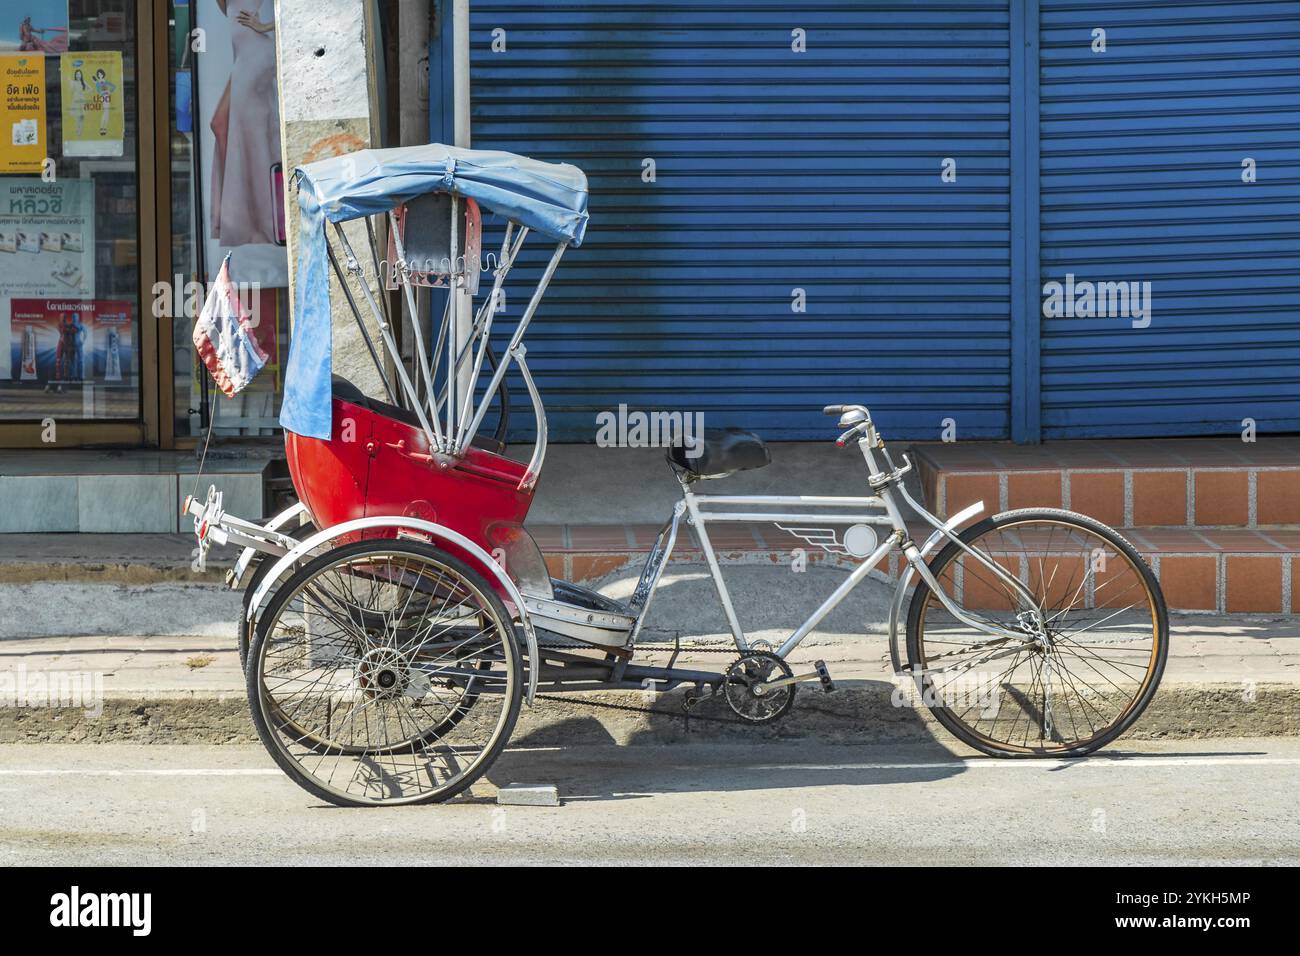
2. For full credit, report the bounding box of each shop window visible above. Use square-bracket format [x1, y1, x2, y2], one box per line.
[0, 0, 139, 422]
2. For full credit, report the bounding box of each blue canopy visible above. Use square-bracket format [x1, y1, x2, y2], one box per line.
[280, 144, 588, 439]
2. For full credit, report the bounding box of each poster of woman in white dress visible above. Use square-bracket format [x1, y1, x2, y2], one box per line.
[195, 0, 287, 287]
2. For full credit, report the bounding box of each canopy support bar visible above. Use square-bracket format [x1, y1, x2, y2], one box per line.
[462, 241, 567, 451]
[446, 195, 460, 441]
[382, 212, 446, 449]
[325, 239, 399, 406]
[514, 346, 547, 490]
[453, 222, 525, 453]
[332, 222, 443, 451]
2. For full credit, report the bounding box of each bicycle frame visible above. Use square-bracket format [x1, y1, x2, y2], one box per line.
[626, 417, 1043, 678]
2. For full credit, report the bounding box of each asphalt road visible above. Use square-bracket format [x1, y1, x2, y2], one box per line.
[2, 738, 1297, 865]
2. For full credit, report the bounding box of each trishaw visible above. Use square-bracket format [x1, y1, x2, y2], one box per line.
[186, 144, 1168, 807]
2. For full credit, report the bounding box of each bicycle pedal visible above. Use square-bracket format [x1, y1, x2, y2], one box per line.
[815, 660, 835, 693]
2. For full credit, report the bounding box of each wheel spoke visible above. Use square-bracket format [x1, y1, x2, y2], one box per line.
[250, 542, 520, 806]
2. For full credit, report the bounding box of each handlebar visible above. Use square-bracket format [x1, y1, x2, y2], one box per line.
[823, 405, 845, 416]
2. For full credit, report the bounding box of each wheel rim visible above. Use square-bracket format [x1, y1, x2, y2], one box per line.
[913, 518, 1163, 754]
[254, 546, 517, 805]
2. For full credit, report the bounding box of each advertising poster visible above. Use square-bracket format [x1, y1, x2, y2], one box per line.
[0, 1, 68, 53]
[0, 53, 45, 171]
[9, 298, 132, 389]
[0, 177, 94, 381]
[195, 0, 287, 287]
[60, 51, 124, 158]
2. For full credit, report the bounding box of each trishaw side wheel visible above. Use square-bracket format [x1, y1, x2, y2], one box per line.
[247, 537, 523, 807]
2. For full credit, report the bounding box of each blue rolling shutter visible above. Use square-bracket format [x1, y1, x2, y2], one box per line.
[467, 1, 1013, 440]
[1038, 0, 1300, 438]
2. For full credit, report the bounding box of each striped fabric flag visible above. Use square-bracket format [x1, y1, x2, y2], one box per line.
[192, 254, 267, 397]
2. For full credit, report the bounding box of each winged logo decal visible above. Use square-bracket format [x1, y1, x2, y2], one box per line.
[776, 525, 849, 556]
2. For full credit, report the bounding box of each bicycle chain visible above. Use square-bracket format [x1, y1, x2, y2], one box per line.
[531, 640, 762, 727]
[532, 691, 751, 726]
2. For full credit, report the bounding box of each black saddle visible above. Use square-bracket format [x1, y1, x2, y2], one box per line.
[667, 427, 771, 480]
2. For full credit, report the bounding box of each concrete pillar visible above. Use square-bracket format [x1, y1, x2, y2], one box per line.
[274, 0, 389, 398]
[397, 2, 431, 378]
[451, 0, 474, 410]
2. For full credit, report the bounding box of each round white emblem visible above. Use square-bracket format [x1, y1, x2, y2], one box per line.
[843, 524, 878, 558]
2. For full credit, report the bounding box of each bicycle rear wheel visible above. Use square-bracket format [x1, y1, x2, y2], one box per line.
[905, 509, 1167, 757]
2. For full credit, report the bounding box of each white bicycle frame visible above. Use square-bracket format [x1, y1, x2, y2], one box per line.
[628, 408, 1044, 678]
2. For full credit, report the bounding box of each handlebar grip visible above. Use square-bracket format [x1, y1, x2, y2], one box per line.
[823, 405, 845, 416]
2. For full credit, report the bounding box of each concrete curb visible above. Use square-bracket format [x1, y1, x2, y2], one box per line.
[3, 681, 1296, 746]
[0, 561, 229, 586]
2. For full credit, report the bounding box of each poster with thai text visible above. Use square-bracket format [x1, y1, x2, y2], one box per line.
[0, 54, 45, 171]
[8, 298, 132, 388]
[0, 178, 94, 381]
[60, 51, 124, 158]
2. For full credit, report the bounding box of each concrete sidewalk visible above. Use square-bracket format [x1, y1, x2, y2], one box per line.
[1, 620, 1298, 744]
[1, 558, 1296, 745]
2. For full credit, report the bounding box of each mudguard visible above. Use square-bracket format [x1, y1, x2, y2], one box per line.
[245, 516, 540, 704]
[886, 500, 986, 677]
[228, 501, 310, 590]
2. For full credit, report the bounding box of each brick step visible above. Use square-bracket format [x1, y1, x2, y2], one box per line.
[531, 522, 1300, 615]
[910, 437, 1300, 529]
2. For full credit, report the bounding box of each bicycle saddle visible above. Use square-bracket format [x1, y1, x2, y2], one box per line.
[667, 427, 771, 480]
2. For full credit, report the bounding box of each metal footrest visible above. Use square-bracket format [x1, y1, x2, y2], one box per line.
[523, 579, 636, 649]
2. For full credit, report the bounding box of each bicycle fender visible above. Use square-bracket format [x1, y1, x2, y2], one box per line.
[228, 501, 310, 590]
[887, 500, 985, 678]
[245, 516, 540, 705]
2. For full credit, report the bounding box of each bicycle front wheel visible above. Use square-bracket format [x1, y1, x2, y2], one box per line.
[905, 508, 1167, 757]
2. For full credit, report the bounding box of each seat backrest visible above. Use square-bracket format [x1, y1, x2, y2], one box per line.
[385, 193, 481, 295]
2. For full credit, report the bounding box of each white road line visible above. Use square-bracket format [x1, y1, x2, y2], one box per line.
[747, 757, 1300, 771]
[0, 769, 281, 776]
[0, 756, 1295, 776]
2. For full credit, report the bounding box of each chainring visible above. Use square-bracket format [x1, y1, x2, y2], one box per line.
[722, 651, 796, 723]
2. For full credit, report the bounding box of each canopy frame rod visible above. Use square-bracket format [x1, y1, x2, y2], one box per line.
[461, 241, 566, 452]
[453, 222, 525, 453]
[331, 221, 444, 451]
[324, 238, 399, 406]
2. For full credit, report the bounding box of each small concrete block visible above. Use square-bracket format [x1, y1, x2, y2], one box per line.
[0, 475, 78, 532]
[78, 474, 178, 533]
[496, 783, 560, 807]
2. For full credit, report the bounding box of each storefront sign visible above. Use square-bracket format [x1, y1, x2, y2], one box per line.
[0, 54, 45, 171]
[60, 51, 124, 157]
[0, 177, 94, 381]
